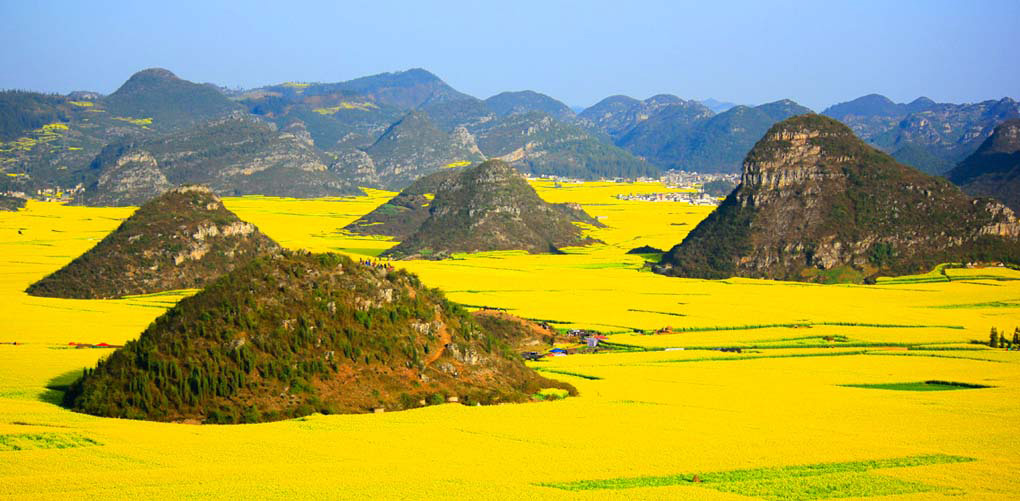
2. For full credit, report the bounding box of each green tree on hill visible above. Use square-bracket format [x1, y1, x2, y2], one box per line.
[990, 327, 999, 348]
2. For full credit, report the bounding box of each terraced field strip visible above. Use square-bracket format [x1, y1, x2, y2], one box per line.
[662, 322, 964, 333]
[538, 454, 974, 499]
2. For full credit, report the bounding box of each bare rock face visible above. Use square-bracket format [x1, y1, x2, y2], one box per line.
[87, 150, 171, 206]
[354, 111, 487, 190]
[27, 185, 280, 298]
[655, 114, 1020, 283]
[80, 114, 361, 206]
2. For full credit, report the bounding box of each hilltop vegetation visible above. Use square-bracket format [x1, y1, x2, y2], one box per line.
[27, 186, 279, 298]
[62, 251, 574, 423]
[103, 68, 241, 131]
[656, 114, 1020, 282]
[366, 160, 603, 258]
[484, 90, 576, 122]
[0, 91, 72, 141]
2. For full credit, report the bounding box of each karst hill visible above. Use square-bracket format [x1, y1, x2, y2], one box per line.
[654, 114, 1020, 283]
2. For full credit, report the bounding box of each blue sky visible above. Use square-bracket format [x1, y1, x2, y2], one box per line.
[1, 0, 1017, 111]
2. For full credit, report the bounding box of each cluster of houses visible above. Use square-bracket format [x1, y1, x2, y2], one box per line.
[68, 342, 121, 349]
[521, 329, 609, 360]
[1, 183, 85, 203]
[615, 191, 721, 206]
[659, 170, 739, 189]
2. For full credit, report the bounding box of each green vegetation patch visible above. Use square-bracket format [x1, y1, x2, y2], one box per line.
[927, 300, 1020, 309]
[0, 432, 101, 452]
[841, 381, 991, 391]
[534, 368, 603, 380]
[538, 454, 973, 497]
[707, 471, 939, 501]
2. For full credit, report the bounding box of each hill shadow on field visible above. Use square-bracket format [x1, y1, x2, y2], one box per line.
[40, 368, 85, 407]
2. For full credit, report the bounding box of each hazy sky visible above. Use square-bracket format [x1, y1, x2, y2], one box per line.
[2, 0, 1017, 111]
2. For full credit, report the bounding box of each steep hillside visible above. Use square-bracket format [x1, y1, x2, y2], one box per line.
[62, 251, 574, 423]
[103, 68, 241, 131]
[615, 100, 715, 159]
[376, 160, 603, 258]
[80, 114, 362, 206]
[484, 91, 575, 122]
[473, 112, 655, 179]
[0, 90, 73, 141]
[472, 310, 565, 351]
[947, 119, 1020, 212]
[653, 100, 813, 173]
[343, 168, 463, 239]
[655, 115, 1020, 283]
[347, 111, 485, 190]
[27, 186, 279, 298]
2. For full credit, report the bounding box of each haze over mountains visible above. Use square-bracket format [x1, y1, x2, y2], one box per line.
[822, 94, 1020, 175]
[1, 67, 1016, 207]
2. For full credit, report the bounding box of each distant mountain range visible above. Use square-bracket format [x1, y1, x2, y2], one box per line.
[947, 119, 1020, 213]
[822, 94, 1020, 174]
[1, 67, 1016, 205]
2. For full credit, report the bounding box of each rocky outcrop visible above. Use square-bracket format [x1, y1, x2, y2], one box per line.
[947, 119, 1020, 213]
[655, 114, 1020, 283]
[86, 150, 171, 206]
[27, 185, 280, 298]
[351, 111, 486, 190]
[80, 114, 362, 205]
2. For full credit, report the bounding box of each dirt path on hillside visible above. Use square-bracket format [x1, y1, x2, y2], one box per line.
[424, 311, 452, 367]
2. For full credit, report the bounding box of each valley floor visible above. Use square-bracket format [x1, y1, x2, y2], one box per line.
[2, 181, 1019, 499]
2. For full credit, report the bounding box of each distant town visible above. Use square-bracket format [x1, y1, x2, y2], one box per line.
[614, 170, 740, 206]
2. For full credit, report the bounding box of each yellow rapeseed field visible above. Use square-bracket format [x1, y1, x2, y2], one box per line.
[2, 180, 1019, 499]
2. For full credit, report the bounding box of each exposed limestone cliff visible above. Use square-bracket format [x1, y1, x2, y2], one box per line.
[655, 114, 1020, 283]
